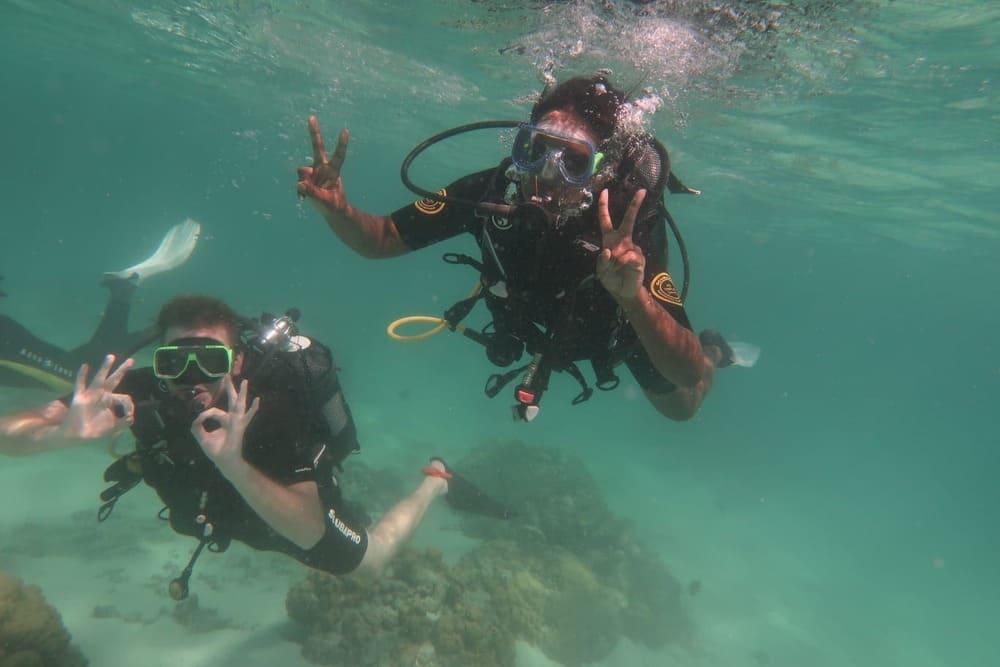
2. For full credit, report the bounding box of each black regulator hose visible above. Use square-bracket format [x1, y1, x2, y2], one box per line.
[400, 120, 521, 215]
[662, 206, 691, 302]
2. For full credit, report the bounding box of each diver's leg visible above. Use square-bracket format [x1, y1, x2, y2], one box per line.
[68, 219, 201, 365]
[0, 314, 77, 389]
[354, 466, 448, 575]
[67, 276, 153, 366]
[84, 276, 136, 349]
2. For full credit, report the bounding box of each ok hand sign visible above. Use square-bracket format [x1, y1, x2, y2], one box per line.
[63, 355, 135, 440]
[191, 377, 260, 472]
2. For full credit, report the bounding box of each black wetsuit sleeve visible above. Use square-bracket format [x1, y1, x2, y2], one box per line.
[624, 206, 694, 395]
[389, 168, 496, 250]
[635, 206, 693, 330]
[292, 443, 369, 575]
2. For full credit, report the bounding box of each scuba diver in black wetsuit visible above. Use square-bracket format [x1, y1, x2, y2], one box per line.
[0, 219, 202, 393]
[297, 74, 757, 423]
[0, 293, 509, 600]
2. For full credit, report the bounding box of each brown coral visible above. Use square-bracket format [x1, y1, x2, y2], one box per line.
[287, 441, 694, 666]
[454, 439, 694, 651]
[287, 548, 513, 667]
[0, 570, 87, 667]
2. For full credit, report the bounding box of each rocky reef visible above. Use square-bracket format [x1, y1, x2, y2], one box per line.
[287, 440, 692, 666]
[0, 570, 88, 667]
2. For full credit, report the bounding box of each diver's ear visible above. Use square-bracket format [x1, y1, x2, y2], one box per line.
[232, 349, 245, 376]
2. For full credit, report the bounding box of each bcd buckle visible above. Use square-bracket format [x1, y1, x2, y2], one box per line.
[511, 353, 548, 422]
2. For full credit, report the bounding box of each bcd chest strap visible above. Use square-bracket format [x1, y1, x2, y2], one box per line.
[98, 430, 233, 601]
[98, 451, 144, 521]
[441, 251, 625, 421]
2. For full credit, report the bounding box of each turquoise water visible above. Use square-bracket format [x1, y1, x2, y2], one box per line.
[1, 1, 997, 666]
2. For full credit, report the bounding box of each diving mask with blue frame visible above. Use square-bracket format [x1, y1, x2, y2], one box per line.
[510, 123, 605, 187]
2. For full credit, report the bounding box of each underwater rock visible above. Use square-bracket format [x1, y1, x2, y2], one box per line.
[287, 441, 693, 666]
[0, 569, 88, 667]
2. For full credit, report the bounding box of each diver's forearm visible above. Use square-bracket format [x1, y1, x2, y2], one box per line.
[620, 289, 707, 389]
[642, 377, 714, 421]
[321, 205, 410, 259]
[0, 404, 76, 456]
[219, 460, 325, 548]
[0, 424, 65, 455]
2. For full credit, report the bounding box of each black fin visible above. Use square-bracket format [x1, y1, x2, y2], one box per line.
[667, 171, 701, 195]
[432, 458, 514, 520]
[699, 329, 734, 368]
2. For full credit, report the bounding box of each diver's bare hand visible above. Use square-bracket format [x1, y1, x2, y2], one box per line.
[297, 116, 350, 216]
[191, 377, 260, 472]
[63, 355, 135, 440]
[596, 188, 646, 303]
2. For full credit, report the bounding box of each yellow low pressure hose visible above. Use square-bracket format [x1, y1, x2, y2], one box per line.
[386, 284, 481, 342]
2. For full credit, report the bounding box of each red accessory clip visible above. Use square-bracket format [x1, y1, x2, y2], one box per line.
[516, 388, 536, 404]
[422, 465, 453, 480]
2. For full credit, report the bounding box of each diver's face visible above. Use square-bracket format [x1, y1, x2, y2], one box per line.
[525, 110, 600, 208]
[162, 324, 243, 412]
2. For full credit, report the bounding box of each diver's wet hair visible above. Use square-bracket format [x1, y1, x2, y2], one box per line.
[157, 295, 242, 343]
[530, 75, 627, 145]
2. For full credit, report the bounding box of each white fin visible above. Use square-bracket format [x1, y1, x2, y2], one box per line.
[729, 341, 761, 368]
[105, 218, 202, 285]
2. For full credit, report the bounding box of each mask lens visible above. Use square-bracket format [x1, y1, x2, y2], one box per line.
[153, 347, 190, 379]
[193, 346, 232, 376]
[559, 148, 591, 180]
[513, 127, 547, 169]
[528, 138, 549, 163]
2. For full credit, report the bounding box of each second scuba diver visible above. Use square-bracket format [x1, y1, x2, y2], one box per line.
[0, 295, 509, 599]
[297, 74, 757, 423]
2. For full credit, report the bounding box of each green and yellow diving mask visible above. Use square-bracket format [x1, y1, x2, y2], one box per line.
[153, 338, 233, 380]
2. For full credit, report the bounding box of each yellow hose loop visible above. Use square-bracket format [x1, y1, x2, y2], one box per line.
[386, 284, 482, 343]
[386, 316, 449, 342]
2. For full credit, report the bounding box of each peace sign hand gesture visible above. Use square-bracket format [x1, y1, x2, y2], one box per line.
[296, 115, 350, 215]
[596, 188, 647, 303]
[191, 377, 260, 472]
